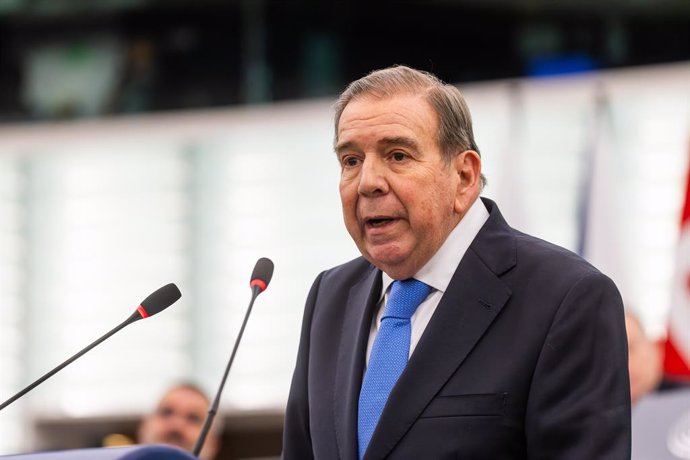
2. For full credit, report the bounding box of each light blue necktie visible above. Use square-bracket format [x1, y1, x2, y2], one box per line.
[357, 278, 432, 459]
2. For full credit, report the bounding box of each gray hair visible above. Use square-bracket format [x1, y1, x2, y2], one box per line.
[334, 66, 483, 179]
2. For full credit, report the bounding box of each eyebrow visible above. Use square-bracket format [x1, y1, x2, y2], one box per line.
[377, 136, 419, 151]
[335, 136, 420, 156]
[334, 140, 355, 156]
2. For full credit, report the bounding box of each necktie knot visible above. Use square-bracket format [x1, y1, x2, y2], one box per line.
[382, 279, 432, 320]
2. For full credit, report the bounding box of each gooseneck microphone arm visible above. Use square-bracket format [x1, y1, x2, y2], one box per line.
[1, 317, 131, 411]
[0, 283, 181, 412]
[193, 257, 274, 457]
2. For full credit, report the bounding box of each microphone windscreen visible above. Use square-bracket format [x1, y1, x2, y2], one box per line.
[139, 283, 182, 317]
[250, 257, 274, 291]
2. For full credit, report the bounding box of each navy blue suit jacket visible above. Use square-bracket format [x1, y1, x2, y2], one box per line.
[283, 198, 631, 459]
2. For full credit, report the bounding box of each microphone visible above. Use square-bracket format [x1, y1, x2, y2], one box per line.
[193, 257, 274, 457]
[0, 283, 182, 412]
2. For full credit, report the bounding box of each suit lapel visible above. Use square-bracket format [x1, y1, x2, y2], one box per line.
[363, 199, 516, 460]
[334, 266, 382, 460]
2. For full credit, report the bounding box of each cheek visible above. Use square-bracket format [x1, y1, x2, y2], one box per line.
[187, 425, 203, 436]
[340, 186, 359, 220]
[411, 183, 454, 222]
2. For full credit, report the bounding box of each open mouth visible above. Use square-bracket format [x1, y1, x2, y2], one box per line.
[366, 217, 396, 228]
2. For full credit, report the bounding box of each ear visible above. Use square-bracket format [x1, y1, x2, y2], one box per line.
[453, 150, 482, 215]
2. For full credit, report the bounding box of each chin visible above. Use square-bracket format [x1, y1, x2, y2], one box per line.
[368, 256, 417, 279]
[366, 250, 406, 269]
[161, 439, 189, 449]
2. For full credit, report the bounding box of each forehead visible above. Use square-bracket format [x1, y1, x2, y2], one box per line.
[158, 387, 208, 410]
[337, 93, 438, 145]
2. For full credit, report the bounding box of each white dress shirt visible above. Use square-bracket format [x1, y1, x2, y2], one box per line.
[366, 197, 490, 364]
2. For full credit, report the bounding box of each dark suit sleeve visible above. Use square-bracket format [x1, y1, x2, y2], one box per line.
[525, 272, 631, 459]
[282, 272, 323, 460]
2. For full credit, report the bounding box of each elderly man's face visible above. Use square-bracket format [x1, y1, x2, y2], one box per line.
[336, 93, 479, 279]
[138, 387, 208, 452]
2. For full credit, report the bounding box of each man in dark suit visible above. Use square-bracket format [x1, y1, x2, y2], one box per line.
[282, 65, 631, 459]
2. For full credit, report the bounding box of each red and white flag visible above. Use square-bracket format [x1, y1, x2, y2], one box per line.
[663, 145, 690, 380]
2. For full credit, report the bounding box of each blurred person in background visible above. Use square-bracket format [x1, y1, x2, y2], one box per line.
[626, 310, 664, 404]
[626, 310, 690, 405]
[137, 383, 220, 460]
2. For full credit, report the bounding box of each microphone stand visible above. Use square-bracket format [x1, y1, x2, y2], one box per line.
[1, 313, 137, 412]
[0, 283, 180, 412]
[192, 284, 263, 456]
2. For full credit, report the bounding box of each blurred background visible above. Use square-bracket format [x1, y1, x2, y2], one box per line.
[0, 1, 689, 459]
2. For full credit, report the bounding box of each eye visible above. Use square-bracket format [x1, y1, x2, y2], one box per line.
[157, 407, 175, 419]
[186, 413, 203, 425]
[341, 155, 361, 168]
[391, 151, 408, 162]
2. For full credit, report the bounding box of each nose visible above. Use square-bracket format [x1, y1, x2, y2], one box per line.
[357, 157, 389, 197]
[166, 414, 185, 431]
[162, 411, 192, 434]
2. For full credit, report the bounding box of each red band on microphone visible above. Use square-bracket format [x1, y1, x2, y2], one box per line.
[250, 279, 267, 292]
[137, 305, 149, 318]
